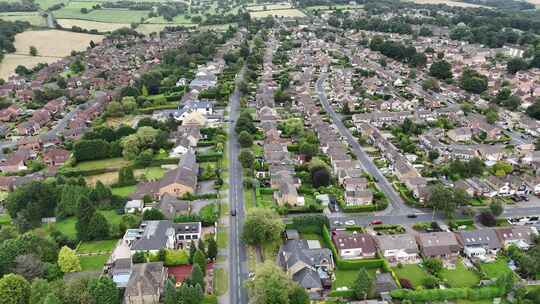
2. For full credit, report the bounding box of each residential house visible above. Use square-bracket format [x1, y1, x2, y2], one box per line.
[495, 227, 537, 250]
[0, 149, 31, 173]
[157, 194, 190, 219]
[344, 190, 373, 206]
[124, 262, 167, 304]
[375, 234, 420, 264]
[456, 229, 502, 259]
[278, 239, 334, 293]
[416, 232, 461, 260]
[175, 222, 202, 249]
[447, 127, 472, 142]
[331, 230, 377, 259]
[42, 148, 70, 167]
[124, 220, 176, 253]
[124, 200, 144, 214]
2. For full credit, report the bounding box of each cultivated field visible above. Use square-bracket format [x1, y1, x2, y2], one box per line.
[54, 2, 150, 23]
[12, 30, 103, 57]
[246, 3, 293, 11]
[57, 19, 129, 31]
[250, 8, 306, 18]
[0, 55, 56, 79]
[305, 4, 364, 12]
[0, 12, 47, 26]
[406, 0, 486, 8]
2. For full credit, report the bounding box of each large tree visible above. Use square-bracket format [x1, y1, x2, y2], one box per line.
[246, 261, 306, 304]
[429, 60, 453, 80]
[88, 277, 119, 304]
[427, 184, 469, 218]
[459, 68, 488, 94]
[238, 131, 253, 148]
[5, 181, 59, 230]
[0, 274, 30, 304]
[57, 246, 81, 273]
[353, 268, 373, 300]
[239, 150, 255, 169]
[242, 208, 285, 247]
[192, 250, 207, 276]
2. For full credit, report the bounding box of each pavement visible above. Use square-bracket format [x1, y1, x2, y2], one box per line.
[315, 68, 418, 217]
[225, 68, 248, 304]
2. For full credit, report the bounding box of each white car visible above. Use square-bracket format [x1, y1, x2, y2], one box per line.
[345, 220, 355, 226]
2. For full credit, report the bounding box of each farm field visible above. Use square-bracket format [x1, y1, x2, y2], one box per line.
[57, 19, 129, 31]
[405, 0, 486, 8]
[55, 2, 150, 23]
[0, 12, 47, 26]
[12, 29, 103, 57]
[0, 54, 56, 80]
[249, 8, 306, 18]
[305, 4, 364, 11]
[246, 3, 292, 11]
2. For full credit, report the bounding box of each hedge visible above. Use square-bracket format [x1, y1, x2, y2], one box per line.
[138, 104, 179, 114]
[60, 167, 118, 177]
[390, 286, 504, 302]
[342, 202, 387, 213]
[259, 187, 275, 195]
[291, 215, 330, 234]
[328, 290, 355, 298]
[196, 152, 223, 162]
[197, 140, 216, 147]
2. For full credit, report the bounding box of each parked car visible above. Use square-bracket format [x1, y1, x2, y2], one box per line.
[370, 220, 383, 225]
[345, 220, 356, 226]
[407, 214, 417, 218]
[230, 209, 236, 216]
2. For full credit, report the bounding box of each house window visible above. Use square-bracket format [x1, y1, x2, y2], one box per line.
[186, 235, 191, 240]
[192, 235, 198, 239]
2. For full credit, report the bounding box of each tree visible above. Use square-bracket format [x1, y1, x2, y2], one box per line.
[423, 275, 440, 289]
[479, 211, 496, 227]
[485, 108, 499, 124]
[88, 212, 110, 240]
[142, 208, 164, 220]
[57, 246, 81, 273]
[0, 274, 30, 304]
[5, 181, 59, 230]
[311, 167, 330, 188]
[192, 250, 206, 275]
[429, 60, 452, 80]
[427, 184, 469, 218]
[353, 268, 373, 300]
[459, 68, 488, 94]
[490, 200, 504, 217]
[29, 46, 37, 56]
[288, 285, 309, 304]
[132, 251, 146, 264]
[246, 261, 296, 304]
[163, 278, 176, 304]
[238, 131, 253, 148]
[176, 283, 203, 304]
[88, 277, 119, 304]
[239, 150, 254, 169]
[188, 241, 196, 264]
[118, 166, 136, 186]
[188, 264, 205, 290]
[526, 98, 540, 120]
[12, 254, 45, 281]
[42, 294, 60, 304]
[422, 78, 440, 92]
[76, 195, 95, 241]
[298, 142, 318, 158]
[242, 208, 285, 247]
[507, 57, 529, 74]
[206, 237, 217, 260]
[29, 279, 49, 304]
[423, 258, 443, 275]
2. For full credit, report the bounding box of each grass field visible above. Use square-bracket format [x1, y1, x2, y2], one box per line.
[57, 19, 129, 31]
[479, 258, 513, 279]
[0, 54, 56, 80]
[440, 261, 480, 288]
[111, 185, 136, 197]
[217, 227, 228, 249]
[213, 268, 228, 296]
[333, 268, 377, 290]
[305, 4, 363, 11]
[0, 12, 47, 26]
[77, 239, 118, 254]
[74, 157, 131, 171]
[79, 254, 108, 271]
[36, 0, 67, 10]
[246, 3, 292, 11]
[145, 15, 195, 24]
[393, 264, 430, 288]
[42, 210, 123, 239]
[55, 2, 150, 23]
[135, 166, 166, 181]
[249, 9, 306, 18]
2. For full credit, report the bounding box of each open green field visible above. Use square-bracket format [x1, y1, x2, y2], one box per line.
[217, 226, 228, 249]
[404, 0, 486, 7]
[246, 3, 292, 11]
[57, 19, 129, 31]
[36, 0, 68, 10]
[249, 9, 306, 18]
[440, 261, 480, 288]
[77, 239, 118, 254]
[0, 12, 47, 26]
[213, 268, 228, 296]
[145, 15, 195, 24]
[393, 264, 430, 288]
[79, 254, 108, 271]
[74, 157, 131, 171]
[42, 210, 123, 239]
[305, 4, 364, 11]
[55, 2, 150, 23]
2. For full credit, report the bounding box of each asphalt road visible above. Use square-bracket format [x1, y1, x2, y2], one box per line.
[227, 69, 248, 304]
[315, 68, 418, 216]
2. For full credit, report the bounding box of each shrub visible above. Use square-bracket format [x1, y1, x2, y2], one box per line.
[400, 278, 413, 289]
[479, 211, 496, 227]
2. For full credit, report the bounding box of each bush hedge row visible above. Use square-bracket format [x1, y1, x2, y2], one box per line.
[390, 285, 504, 302]
[196, 152, 223, 162]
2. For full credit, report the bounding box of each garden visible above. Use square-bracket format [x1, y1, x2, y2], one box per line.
[440, 260, 481, 288]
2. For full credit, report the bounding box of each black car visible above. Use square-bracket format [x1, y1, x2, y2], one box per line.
[407, 214, 417, 218]
[231, 209, 236, 216]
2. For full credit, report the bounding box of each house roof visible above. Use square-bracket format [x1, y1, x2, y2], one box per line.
[124, 262, 165, 298]
[375, 234, 419, 254]
[159, 149, 198, 190]
[129, 220, 175, 251]
[416, 232, 461, 257]
[331, 230, 376, 254]
[457, 229, 502, 250]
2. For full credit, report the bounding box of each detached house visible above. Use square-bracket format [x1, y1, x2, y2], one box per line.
[416, 232, 461, 260]
[447, 127, 472, 142]
[124, 262, 167, 304]
[457, 229, 502, 259]
[331, 230, 377, 260]
[375, 234, 420, 264]
[278, 239, 334, 294]
[42, 148, 70, 167]
[495, 227, 537, 250]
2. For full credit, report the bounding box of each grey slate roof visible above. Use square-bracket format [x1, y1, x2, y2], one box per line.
[375, 234, 419, 254]
[124, 262, 165, 298]
[130, 220, 174, 251]
[159, 149, 198, 190]
[457, 229, 502, 250]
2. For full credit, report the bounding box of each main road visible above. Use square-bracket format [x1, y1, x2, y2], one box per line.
[315, 67, 418, 217]
[227, 68, 248, 304]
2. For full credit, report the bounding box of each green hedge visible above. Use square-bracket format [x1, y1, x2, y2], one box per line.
[342, 202, 387, 213]
[390, 286, 504, 302]
[259, 187, 275, 195]
[337, 258, 385, 270]
[196, 153, 223, 162]
[138, 104, 179, 114]
[197, 140, 216, 147]
[328, 290, 355, 298]
[59, 167, 117, 177]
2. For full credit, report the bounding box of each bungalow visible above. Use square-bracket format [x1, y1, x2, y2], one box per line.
[447, 127, 472, 142]
[42, 148, 70, 167]
[343, 177, 369, 192]
[416, 232, 461, 260]
[331, 230, 377, 259]
[375, 234, 420, 264]
[495, 227, 537, 250]
[457, 229, 502, 259]
[278, 238, 334, 293]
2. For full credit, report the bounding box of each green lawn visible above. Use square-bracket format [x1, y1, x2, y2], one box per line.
[213, 268, 228, 296]
[244, 187, 255, 210]
[392, 264, 430, 288]
[440, 260, 480, 288]
[332, 268, 377, 290]
[479, 258, 513, 279]
[135, 166, 166, 181]
[79, 254, 108, 271]
[300, 233, 325, 246]
[77, 239, 118, 254]
[217, 227, 228, 249]
[42, 210, 123, 239]
[111, 185, 136, 197]
[73, 157, 131, 171]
